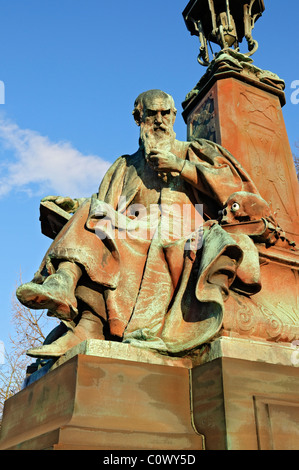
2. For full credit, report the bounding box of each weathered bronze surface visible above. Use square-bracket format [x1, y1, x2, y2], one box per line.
[14, 88, 288, 360]
[1, 2, 298, 452]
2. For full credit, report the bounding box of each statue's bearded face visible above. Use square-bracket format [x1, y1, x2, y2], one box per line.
[139, 96, 176, 157]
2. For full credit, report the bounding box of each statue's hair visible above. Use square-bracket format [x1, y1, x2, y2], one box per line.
[132, 89, 177, 125]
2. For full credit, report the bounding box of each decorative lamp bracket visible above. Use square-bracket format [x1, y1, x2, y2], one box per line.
[183, 0, 265, 66]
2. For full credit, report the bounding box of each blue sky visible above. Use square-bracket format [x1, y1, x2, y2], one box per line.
[0, 0, 298, 350]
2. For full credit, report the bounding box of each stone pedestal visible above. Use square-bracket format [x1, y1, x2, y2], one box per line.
[0, 341, 203, 451]
[192, 337, 299, 450]
[182, 55, 299, 345]
[0, 338, 299, 450]
[182, 61, 299, 244]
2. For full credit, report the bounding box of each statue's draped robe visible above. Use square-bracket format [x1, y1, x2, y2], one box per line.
[37, 139, 260, 352]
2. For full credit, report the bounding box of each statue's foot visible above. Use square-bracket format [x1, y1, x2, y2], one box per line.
[26, 328, 83, 358]
[16, 272, 78, 321]
[26, 311, 105, 358]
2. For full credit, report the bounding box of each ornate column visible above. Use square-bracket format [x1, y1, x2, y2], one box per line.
[182, 0, 299, 343]
[180, 0, 299, 450]
[182, 52, 299, 245]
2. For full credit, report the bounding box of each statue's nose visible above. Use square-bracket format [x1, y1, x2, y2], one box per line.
[155, 112, 163, 124]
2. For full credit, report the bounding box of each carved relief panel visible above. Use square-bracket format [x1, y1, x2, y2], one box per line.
[187, 92, 218, 143]
[187, 78, 299, 241]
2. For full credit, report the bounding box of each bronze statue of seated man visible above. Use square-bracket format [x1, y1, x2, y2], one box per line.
[17, 89, 271, 358]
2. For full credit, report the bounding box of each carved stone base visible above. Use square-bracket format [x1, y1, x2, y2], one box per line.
[182, 62, 299, 345]
[192, 337, 299, 450]
[0, 343, 203, 450]
[221, 252, 299, 343]
[1, 338, 299, 450]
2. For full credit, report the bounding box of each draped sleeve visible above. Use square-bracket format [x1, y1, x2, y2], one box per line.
[97, 155, 128, 206]
[181, 139, 259, 206]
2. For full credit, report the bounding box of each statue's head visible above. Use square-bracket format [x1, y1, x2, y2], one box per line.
[133, 89, 177, 126]
[133, 90, 177, 153]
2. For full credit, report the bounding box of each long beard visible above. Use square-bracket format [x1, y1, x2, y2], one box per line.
[140, 122, 176, 160]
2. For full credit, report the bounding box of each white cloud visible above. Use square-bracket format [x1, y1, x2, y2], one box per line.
[0, 116, 111, 198]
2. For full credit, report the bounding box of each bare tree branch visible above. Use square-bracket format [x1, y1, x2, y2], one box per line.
[0, 276, 58, 429]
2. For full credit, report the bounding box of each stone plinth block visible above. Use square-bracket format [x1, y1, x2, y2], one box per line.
[1, 338, 299, 450]
[192, 337, 299, 450]
[0, 346, 204, 450]
[192, 345, 299, 450]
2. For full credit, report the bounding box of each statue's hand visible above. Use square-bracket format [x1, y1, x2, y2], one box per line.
[41, 195, 79, 213]
[147, 149, 184, 174]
